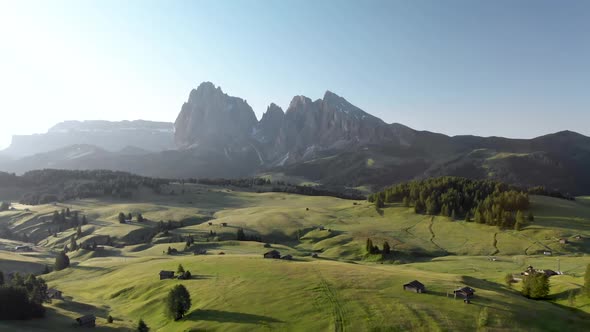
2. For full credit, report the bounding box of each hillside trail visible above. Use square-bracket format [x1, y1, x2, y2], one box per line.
[428, 216, 448, 253]
[491, 232, 500, 256]
[313, 267, 347, 332]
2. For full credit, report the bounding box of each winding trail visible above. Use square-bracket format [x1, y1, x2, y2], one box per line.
[491, 232, 500, 256]
[428, 216, 447, 253]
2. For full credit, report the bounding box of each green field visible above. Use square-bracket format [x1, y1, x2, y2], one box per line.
[1, 183, 589, 331]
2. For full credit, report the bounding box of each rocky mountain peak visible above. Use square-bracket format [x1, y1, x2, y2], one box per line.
[174, 82, 258, 149]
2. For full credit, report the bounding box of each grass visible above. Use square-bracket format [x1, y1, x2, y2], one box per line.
[0, 184, 589, 331]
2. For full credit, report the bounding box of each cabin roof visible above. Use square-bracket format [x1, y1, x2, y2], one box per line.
[403, 280, 425, 289]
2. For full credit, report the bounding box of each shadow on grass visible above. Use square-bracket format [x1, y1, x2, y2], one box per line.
[52, 299, 109, 318]
[184, 309, 284, 324]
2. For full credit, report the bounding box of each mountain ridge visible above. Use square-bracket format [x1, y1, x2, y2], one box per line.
[1, 82, 589, 194]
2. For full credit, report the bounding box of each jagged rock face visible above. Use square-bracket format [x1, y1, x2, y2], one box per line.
[254, 103, 284, 144]
[273, 91, 395, 162]
[174, 82, 258, 149]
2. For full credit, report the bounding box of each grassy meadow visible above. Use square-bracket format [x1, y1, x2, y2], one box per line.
[0, 183, 589, 331]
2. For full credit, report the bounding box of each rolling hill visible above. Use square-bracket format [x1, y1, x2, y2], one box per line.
[0, 181, 589, 331]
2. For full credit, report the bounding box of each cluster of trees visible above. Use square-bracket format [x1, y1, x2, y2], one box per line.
[521, 272, 550, 299]
[0, 169, 169, 205]
[48, 208, 88, 235]
[527, 186, 575, 201]
[236, 228, 261, 242]
[365, 238, 392, 257]
[186, 177, 271, 187]
[369, 177, 534, 229]
[176, 264, 192, 280]
[0, 271, 47, 320]
[118, 212, 145, 223]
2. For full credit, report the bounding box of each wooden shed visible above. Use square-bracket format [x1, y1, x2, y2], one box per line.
[159, 270, 175, 280]
[263, 250, 281, 259]
[403, 280, 426, 293]
[453, 287, 475, 298]
[75, 314, 96, 327]
[47, 288, 63, 300]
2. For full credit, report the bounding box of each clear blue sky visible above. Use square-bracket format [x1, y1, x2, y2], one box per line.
[1, 0, 589, 149]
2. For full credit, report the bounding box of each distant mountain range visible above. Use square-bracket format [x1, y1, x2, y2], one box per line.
[1, 82, 589, 195]
[1, 120, 175, 158]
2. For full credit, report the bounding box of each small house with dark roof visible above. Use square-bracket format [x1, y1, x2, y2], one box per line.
[47, 288, 63, 300]
[75, 314, 96, 327]
[159, 270, 175, 280]
[454, 287, 475, 298]
[403, 280, 426, 293]
[263, 250, 281, 259]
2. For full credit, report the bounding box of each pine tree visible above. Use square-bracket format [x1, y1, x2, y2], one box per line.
[177, 264, 185, 274]
[365, 238, 373, 253]
[82, 215, 87, 225]
[137, 318, 149, 332]
[165, 284, 191, 320]
[127, 213, 133, 221]
[76, 225, 82, 238]
[521, 272, 550, 299]
[118, 212, 126, 224]
[54, 252, 70, 271]
[137, 214, 144, 222]
[70, 237, 78, 251]
[107, 315, 113, 323]
[382, 241, 391, 255]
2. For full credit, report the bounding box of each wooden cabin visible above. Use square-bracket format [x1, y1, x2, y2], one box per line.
[159, 270, 175, 280]
[263, 250, 281, 259]
[454, 287, 475, 298]
[403, 280, 426, 293]
[47, 288, 63, 300]
[75, 314, 96, 327]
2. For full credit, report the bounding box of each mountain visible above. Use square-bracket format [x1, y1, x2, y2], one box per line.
[174, 82, 258, 149]
[1, 120, 175, 158]
[1, 82, 590, 195]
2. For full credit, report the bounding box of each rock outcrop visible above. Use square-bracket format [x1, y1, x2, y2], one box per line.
[174, 82, 258, 149]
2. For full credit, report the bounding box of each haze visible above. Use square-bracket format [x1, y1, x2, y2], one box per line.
[1, 0, 589, 149]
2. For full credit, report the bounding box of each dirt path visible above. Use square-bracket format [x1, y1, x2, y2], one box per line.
[315, 269, 346, 332]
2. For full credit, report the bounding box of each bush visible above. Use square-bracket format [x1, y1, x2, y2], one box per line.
[107, 315, 113, 323]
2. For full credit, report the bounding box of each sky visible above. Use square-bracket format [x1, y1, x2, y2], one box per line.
[0, 0, 589, 149]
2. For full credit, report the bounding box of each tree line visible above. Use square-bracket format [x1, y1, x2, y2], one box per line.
[0, 271, 47, 320]
[0, 169, 170, 205]
[369, 177, 535, 229]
